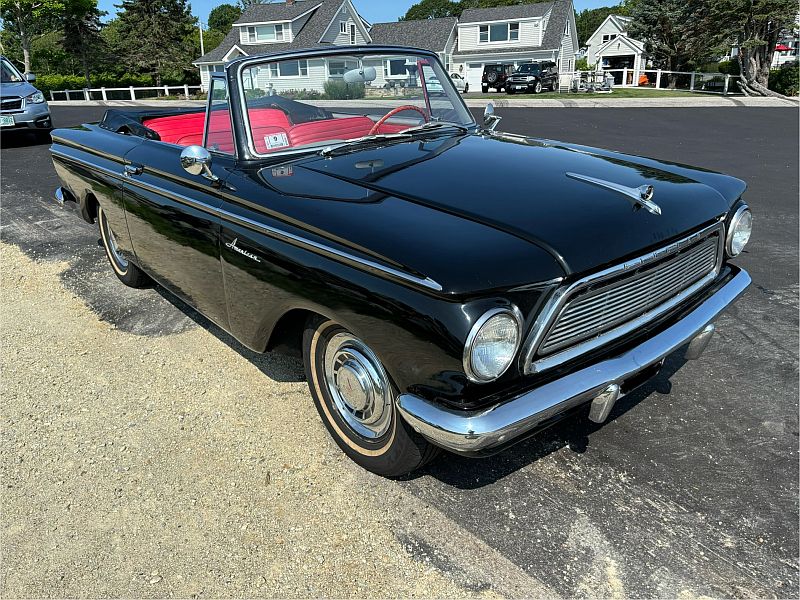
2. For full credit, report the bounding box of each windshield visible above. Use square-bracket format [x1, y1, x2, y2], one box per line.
[1, 57, 23, 83]
[516, 64, 541, 75]
[239, 51, 474, 156]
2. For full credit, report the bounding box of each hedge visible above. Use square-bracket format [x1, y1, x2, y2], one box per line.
[770, 63, 799, 96]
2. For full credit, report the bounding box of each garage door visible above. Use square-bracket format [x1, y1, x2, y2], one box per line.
[466, 63, 483, 90]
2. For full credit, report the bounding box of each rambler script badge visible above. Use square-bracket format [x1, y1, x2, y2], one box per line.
[566, 172, 663, 216]
[226, 238, 262, 263]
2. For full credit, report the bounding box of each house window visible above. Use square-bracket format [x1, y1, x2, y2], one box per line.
[328, 60, 358, 77]
[479, 23, 519, 43]
[247, 24, 286, 43]
[350, 23, 357, 45]
[340, 21, 347, 34]
[266, 60, 308, 77]
[384, 58, 407, 77]
[602, 33, 618, 44]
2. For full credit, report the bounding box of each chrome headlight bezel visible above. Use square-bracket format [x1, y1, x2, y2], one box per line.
[26, 91, 45, 104]
[463, 307, 523, 383]
[725, 204, 752, 257]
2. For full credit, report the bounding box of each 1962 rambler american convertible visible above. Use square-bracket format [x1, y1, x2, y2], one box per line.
[50, 46, 753, 476]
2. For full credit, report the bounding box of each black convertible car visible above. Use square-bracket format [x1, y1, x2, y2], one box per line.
[50, 46, 752, 477]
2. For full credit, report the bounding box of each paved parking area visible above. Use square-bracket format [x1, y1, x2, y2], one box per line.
[1, 105, 798, 598]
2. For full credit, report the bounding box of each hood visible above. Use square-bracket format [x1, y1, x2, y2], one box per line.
[293, 133, 743, 276]
[0, 80, 38, 98]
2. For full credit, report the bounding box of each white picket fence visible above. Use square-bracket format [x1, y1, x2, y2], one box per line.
[50, 85, 203, 102]
[567, 68, 742, 95]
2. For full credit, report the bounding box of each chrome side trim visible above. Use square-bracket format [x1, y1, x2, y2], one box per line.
[519, 221, 725, 375]
[50, 149, 443, 293]
[397, 268, 751, 454]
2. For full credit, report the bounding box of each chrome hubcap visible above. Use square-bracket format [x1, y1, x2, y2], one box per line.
[324, 333, 392, 439]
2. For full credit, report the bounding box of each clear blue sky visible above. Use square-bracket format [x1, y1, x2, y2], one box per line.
[98, 0, 621, 25]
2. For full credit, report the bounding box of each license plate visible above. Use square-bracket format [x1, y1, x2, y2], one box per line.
[515, 86, 526, 91]
[0, 115, 14, 127]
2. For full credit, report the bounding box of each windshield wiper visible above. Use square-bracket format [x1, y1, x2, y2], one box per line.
[319, 132, 414, 157]
[402, 122, 469, 135]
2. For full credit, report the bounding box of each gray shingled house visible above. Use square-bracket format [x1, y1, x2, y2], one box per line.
[194, 0, 577, 92]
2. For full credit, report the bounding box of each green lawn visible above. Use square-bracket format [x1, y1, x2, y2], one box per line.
[470, 88, 726, 100]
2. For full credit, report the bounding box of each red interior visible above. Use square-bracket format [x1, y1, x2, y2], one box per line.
[143, 108, 408, 154]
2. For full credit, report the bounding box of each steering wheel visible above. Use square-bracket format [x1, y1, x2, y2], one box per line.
[369, 105, 428, 136]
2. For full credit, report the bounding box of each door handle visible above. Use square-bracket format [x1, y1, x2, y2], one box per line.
[123, 164, 143, 177]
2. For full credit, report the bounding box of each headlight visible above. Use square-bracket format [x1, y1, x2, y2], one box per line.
[527, 76, 535, 82]
[464, 308, 522, 382]
[726, 205, 752, 257]
[26, 91, 45, 104]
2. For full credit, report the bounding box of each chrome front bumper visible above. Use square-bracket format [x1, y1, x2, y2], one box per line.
[396, 267, 751, 454]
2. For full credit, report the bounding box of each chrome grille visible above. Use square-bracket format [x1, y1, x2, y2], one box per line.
[538, 233, 720, 356]
[0, 97, 23, 111]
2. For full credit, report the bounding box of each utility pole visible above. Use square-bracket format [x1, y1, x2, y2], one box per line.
[199, 21, 205, 56]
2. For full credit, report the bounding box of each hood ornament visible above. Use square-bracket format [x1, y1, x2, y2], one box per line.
[566, 172, 662, 216]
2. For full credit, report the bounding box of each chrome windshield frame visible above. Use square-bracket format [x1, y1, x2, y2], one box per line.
[228, 45, 477, 161]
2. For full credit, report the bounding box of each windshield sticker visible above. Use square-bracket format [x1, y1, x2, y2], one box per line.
[266, 132, 290, 150]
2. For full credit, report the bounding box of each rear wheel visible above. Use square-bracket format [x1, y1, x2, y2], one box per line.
[303, 316, 439, 477]
[98, 206, 149, 288]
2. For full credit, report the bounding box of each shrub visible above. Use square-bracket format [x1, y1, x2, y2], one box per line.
[35, 72, 183, 97]
[574, 57, 590, 71]
[717, 60, 741, 76]
[283, 88, 324, 100]
[323, 79, 365, 100]
[769, 62, 799, 96]
[244, 88, 266, 99]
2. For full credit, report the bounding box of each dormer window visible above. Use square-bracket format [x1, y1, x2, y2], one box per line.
[602, 33, 618, 44]
[246, 23, 286, 43]
[479, 22, 519, 43]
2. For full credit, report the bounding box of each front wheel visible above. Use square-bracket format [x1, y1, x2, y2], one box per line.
[534, 80, 543, 94]
[507, 87, 515, 95]
[98, 206, 149, 288]
[303, 316, 439, 477]
[464, 83, 469, 93]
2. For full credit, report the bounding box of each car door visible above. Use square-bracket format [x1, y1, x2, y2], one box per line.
[120, 78, 235, 330]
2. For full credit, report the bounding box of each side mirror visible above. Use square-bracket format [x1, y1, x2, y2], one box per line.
[483, 103, 502, 131]
[25, 73, 36, 82]
[180, 145, 218, 183]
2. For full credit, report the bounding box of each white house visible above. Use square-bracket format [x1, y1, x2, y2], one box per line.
[451, 0, 578, 91]
[582, 15, 646, 83]
[194, 0, 372, 90]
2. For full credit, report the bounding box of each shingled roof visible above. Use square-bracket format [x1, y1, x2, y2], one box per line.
[196, 0, 367, 64]
[459, 1, 553, 24]
[369, 17, 457, 54]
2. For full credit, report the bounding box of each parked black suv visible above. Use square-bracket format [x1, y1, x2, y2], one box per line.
[506, 61, 559, 94]
[481, 64, 515, 93]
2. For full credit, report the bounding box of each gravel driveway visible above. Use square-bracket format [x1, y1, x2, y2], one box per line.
[1, 243, 544, 597]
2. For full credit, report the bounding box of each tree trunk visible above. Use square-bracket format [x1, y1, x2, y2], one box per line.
[17, 13, 32, 73]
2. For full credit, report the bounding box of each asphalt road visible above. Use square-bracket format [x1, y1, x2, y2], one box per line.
[2, 105, 798, 598]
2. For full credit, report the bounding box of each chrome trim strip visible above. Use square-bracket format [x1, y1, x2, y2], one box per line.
[519, 221, 725, 375]
[50, 149, 443, 293]
[397, 268, 751, 453]
[566, 172, 662, 216]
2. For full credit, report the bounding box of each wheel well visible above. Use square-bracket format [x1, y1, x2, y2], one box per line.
[83, 192, 99, 224]
[265, 309, 316, 358]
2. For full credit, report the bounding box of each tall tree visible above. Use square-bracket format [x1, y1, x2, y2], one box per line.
[401, 0, 458, 20]
[113, 0, 195, 86]
[61, 0, 104, 87]
[706, 0, 797, 97]
[207, 2, 239, 31]
[627, 0, 711, 84]
[0, 0, 64, 72]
